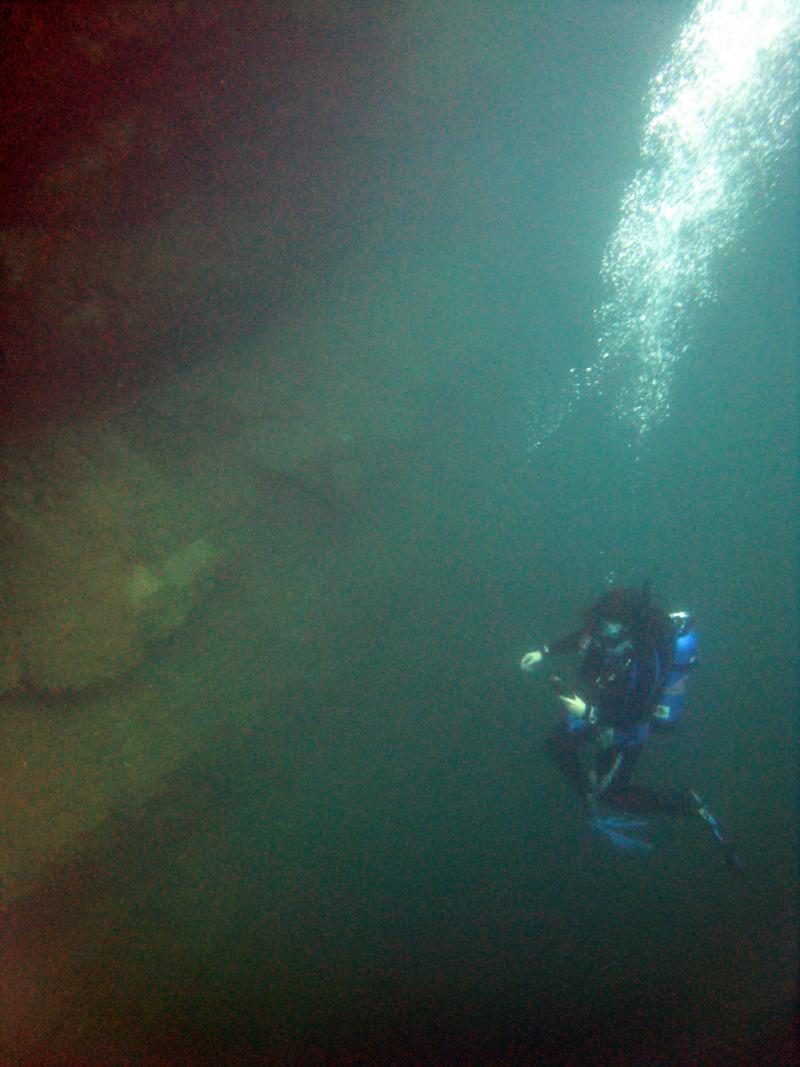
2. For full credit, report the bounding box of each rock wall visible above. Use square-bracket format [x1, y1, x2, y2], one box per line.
[0, 1, 400, 420]
[0, 418, 256, 693]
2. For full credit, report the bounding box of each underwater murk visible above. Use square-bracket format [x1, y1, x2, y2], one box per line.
[0, 2, 796, 1064]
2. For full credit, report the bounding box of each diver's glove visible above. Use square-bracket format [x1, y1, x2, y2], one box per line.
[520, 647, 547, 672]
[558, 692, 588, 718]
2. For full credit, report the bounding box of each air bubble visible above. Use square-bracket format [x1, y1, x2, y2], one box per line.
[529, 0, 800, 449]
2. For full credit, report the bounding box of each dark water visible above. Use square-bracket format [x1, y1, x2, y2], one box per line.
[8, 3, 797, 1064]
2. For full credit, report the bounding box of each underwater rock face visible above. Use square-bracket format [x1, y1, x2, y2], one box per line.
[0, 581, 22, 693]
[0, 1, 396, 421]
[0, 420, 253, 693]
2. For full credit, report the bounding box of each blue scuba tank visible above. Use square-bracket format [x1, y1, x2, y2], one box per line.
[652, 611, 697, 730]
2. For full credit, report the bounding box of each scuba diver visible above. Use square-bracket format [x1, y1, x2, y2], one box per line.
[520, 585, 744, 876]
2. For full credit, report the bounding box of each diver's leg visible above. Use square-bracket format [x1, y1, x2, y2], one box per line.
[598, 746, 692, 814]
[584, 746, 654, 850]
[602, 757, 745, 875]
[604, 782, 695, 815]
[543, 722, 592, 807]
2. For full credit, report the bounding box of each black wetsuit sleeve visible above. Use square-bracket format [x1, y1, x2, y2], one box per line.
[545, 628, 585, 656]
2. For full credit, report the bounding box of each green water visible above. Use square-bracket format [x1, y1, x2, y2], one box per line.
[7, 3, 797, 1064]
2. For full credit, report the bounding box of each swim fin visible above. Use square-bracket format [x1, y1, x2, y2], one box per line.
[589, 811, 654, 852]
[690, 791, 746, 878]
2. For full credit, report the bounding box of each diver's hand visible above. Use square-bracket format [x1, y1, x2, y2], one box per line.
[558, 692, 588, 718]
[520, 649, 545, 672]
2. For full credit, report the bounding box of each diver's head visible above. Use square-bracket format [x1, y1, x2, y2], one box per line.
[595, 618, 630, 642]
[588, 617, 634, 667]
[582, 585, 673, 664]
[583, 585, 663, 632]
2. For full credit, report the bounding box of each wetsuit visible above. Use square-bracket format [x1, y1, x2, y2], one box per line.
[531, 605, 744, 875]
[542, 625, 696, 817]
